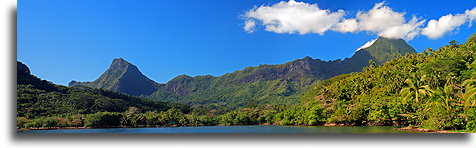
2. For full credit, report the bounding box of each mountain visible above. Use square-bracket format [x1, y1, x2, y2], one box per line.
[17, 61, 59, 92]
[70, 37, 416, 110]
[358, 36, 416, 65]
[337, 36, 417, 73]
[17, 61, 185, 120]
[69, 58, 159, 96]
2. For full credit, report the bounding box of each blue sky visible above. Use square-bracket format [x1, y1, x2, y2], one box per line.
[18, 0, 476, 85]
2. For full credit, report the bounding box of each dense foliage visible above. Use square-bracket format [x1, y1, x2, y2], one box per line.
[17, 64, 191, 128]
[17, 34, 476, 132]
[273, 35, 476, 132]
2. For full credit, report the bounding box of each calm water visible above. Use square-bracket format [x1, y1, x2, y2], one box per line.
[17, 125, 419, 133]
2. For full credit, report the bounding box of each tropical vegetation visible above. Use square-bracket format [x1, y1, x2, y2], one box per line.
[17, 34, 476, 132]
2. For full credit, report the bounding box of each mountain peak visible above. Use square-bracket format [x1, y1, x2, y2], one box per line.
[375, 36, 407, 45]
[112, 58, 126, 64]
[302, 56, 313, 60]
[110, 58, 130, 69]
[377, 36, 401, 40]
[358, 36, 416, 65]
[69, 58, 158, 96]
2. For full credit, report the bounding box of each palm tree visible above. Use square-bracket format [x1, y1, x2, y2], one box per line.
[428, 83, 456, 111]
[462, 79, 476, 108]
[400, 74, 433, 104]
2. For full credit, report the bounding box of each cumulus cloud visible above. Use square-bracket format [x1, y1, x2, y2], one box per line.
[469, 7, 476, 22]
[243, 0, 345, 35]
[243, 1, 476, 40]
[334, 19, 358, 33]
[348, 2, 425, 40]
[422, 14, 467, 39]
[376, 16, 425, 40]
[422, 7, 476, 39]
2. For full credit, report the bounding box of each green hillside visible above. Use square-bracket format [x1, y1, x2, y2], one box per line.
[272, 34, 476, 131]
[17, 34, 476, 132]
[70, 37, 417, 112]
[17, 62, 191, 128]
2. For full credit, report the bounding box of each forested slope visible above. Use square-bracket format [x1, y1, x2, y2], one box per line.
[70, 37, 416, 112]
[17, 34, 475, 131]
[16, 62, 191, 128]
[272, 34, 476, 131]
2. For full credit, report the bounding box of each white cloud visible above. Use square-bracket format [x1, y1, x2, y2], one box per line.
[243, 1, 476, 40]
[357, 39, 377, 51]
[421, 14, 468, 39]
[334, 19, 358, 33]
[422, 7, 476, 39]
[329, 2, 426, 40]
[377, 16, 425, 40]
[354, 2, 406, 33]
[244, 20, 256, 33]
[468, 7, 476, 22]
[243, 0, 345, 35]
[350, 2, 425, 40]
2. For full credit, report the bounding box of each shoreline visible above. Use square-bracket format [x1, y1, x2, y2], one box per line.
[17, 127, 91, 131]
[392, 126, 465, 133]
[18, 125, 466, 133]
[17, 125, 219, 131]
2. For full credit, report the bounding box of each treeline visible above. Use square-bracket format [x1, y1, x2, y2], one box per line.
[17, 106, 278, 128]
[17, 84, 191, 117]
[17, 108, 193, 129]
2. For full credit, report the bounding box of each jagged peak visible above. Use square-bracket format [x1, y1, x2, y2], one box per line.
[112, 57, 126, 63]
[69, 58, 158, 96]
[288, 56, 319, 63]
[110, 58, 132, 69]
[68, 80, 79, 87]
[302, 56, 313, 60]
[169, 74, 192, 81]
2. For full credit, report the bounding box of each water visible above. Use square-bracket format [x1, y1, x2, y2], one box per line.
[17, 125, 419, 133]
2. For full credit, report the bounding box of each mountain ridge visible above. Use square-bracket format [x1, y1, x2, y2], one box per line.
[69, 37, 417, 110]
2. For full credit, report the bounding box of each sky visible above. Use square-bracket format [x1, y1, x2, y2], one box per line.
[18, 0, 476, 86]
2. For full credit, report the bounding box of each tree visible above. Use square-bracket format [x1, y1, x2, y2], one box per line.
[16, 117, 30, 129]
[449, 40, 460, 47]
[467, 34, 476, 44]
[84, 112, 123, 128]
[463, 79, 476, 108]
[400, 74, 433, 103]
[122, 107, 141, 126]
[422, 83, 461, 130]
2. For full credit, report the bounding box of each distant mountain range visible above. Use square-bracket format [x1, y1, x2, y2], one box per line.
[69, 36, 416, 110]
